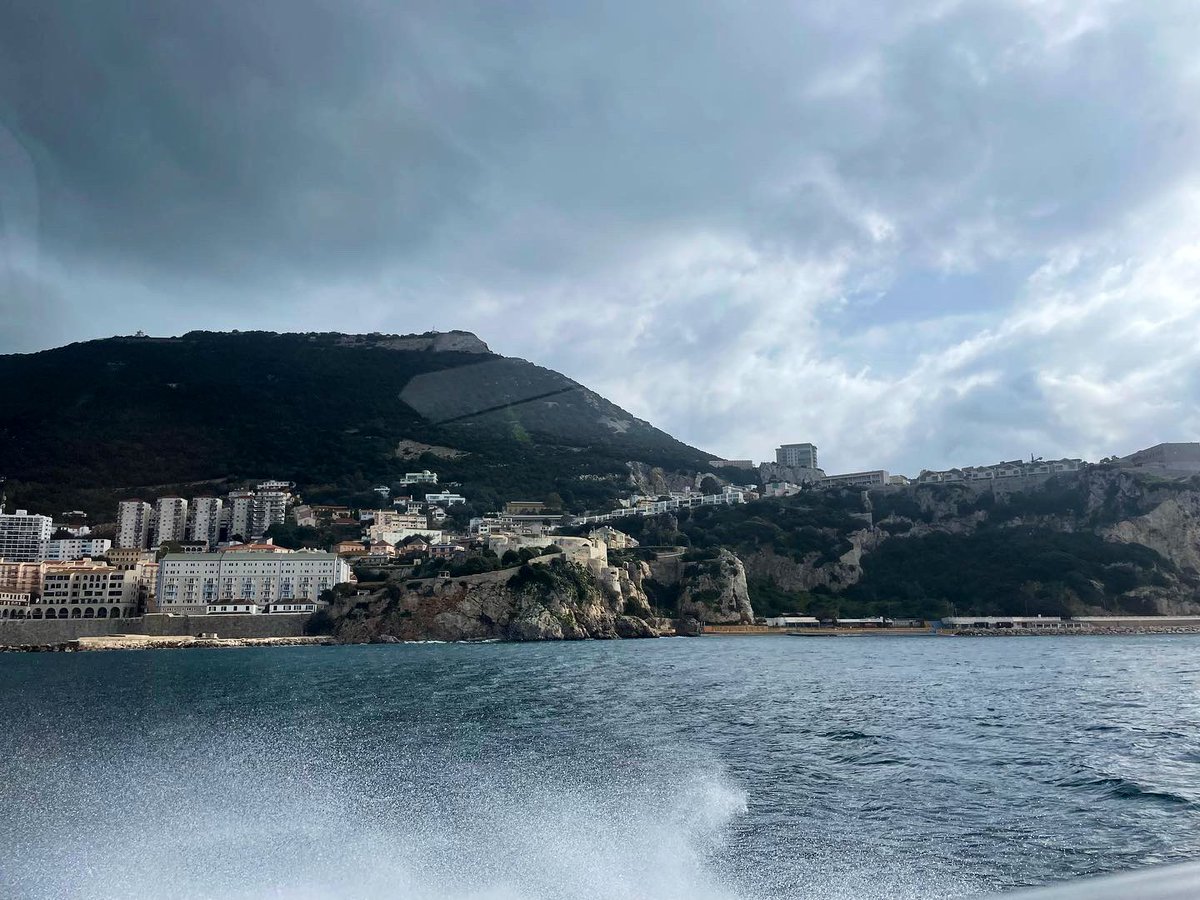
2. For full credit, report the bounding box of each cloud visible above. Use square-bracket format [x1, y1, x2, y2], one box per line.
[1, 0, 1199, 474]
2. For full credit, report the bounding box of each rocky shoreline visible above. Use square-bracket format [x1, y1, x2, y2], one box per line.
[0, 635, 335, 653]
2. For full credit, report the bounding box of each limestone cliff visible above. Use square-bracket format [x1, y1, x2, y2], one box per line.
[626, 461, 701, 497]
[1103, 492, 1200, 577]
[677, 549, 754, 624]
[741, 528, 884, 593]
[326, 556, 666, 643]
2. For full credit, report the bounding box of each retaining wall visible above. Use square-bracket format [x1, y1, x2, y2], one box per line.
[0, 613, 312, 646]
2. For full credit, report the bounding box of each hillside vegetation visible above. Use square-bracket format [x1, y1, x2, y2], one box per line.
[0, 331, 709, 516]
[605, 469, 1200, 619]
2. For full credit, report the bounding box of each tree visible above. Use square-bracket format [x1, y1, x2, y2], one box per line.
[809, 598, 841, 621]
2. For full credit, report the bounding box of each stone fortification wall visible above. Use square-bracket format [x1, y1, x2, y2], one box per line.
[0, 613, 311, 646]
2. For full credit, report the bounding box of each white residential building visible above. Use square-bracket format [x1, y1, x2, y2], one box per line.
[425, 492, 466, 506]
[821, 470, 890, 488]
[572, 489, 746, 526]
[153, 497, 189, 546]
[763, 482, 804, 498]
[30, 562, 153, 620]
[0, 509, 54, 562]
[776, 443, 819, 469]
[227, 491, 256, 539]
[588, 526, 638, 550]
[368, 511, 429, 542]
[157, 551, 351, 615]
[188, 497, 224, 547]
[39, 537, 112, 561]
[400, 470, 438, 485]
[116, 500, 154, 549]
[251, 482, 292, 538]
[917, 458, 1085, 484]
[374, 528, 443, 545]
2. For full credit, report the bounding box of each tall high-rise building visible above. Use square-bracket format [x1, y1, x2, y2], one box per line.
[116, 500, 154, 549]
[775, 443, 819, 469]
[152, 497, 189, 546]
[227, 491, 256, 541]
[187, 497, 224, 548]
[251, 488, 291, 539]
[0, 509, 54, 561]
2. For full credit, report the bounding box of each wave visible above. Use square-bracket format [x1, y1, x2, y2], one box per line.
[1057, 774, 1193, 806]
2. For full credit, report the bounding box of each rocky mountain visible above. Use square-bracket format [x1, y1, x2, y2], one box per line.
[320, 548, 752, 641]
[0, 330, 711, 517]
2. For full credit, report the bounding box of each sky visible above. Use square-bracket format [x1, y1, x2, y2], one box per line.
[2, 0, 1199, 476]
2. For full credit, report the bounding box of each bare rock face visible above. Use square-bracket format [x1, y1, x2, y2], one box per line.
[676, 549, 754, 625]
[1104, 494, 1200, 576]
[326, 558, 664, 643]
[741, 528, 883, 593]
[626, 462, 697, 496]
[338, 330, 493, 354]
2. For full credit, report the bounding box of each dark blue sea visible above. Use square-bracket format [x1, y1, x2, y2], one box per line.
[3, 635, 1200, 899]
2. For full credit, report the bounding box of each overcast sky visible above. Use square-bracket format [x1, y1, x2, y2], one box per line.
[2, 1, 1199, 475]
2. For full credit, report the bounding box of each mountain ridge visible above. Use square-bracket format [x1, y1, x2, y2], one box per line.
[0, 330, 711, 517]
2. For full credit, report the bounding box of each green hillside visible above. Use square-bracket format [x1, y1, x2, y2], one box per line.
[593, 469, 1200, 618]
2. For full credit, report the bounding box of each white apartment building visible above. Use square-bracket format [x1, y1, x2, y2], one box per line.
[368, 511, 429, 542]
[29, 563, 151, 620]
[776, 443, 819, 469]
[918, 458, 1085, 484]
[400, 470, 438, 485]
[425, 492, 466, 506]
[763, 482, 804, 498]
[821, 470, 890, 488]
[251, 483, 292, 538]
[587, 526, 638, 550]
[0, 509, 54, 562]
[157, 551, 351, 615]
[39, 537, 112, 561]
[153, 497, 189, 546]
[117, 500, 154, 549]
[573, 489, 746, 526]
[187, 497, 224, 547]
[225, 486, 291, 540]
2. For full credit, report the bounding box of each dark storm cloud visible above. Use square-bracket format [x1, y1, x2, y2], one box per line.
[1, 0, 1199, 472]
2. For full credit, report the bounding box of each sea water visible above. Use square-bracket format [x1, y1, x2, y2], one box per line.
[2, 635, 1200, 899]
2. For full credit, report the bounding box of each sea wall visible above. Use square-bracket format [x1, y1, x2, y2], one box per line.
[0, 613, 311, 647]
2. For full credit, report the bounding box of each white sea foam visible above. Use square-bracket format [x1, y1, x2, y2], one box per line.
[5, 732, 750, 900]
